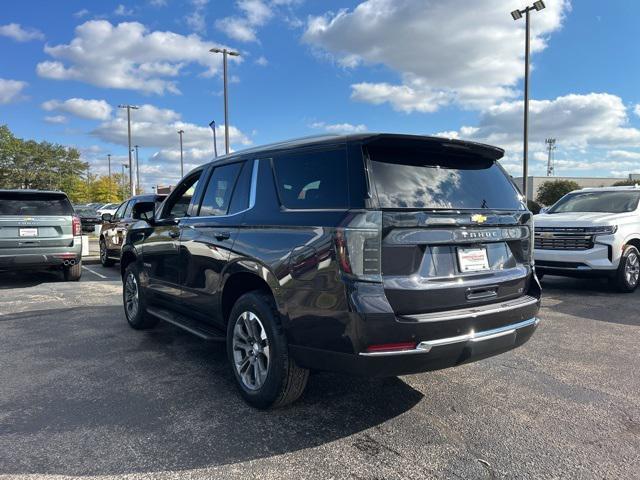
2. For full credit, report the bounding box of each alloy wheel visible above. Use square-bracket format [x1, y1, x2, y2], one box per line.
[100, 241, 107, 263]
[124, 272, 139, 320]
[625, 252, 639, 286]
[232, 311, 270, 391]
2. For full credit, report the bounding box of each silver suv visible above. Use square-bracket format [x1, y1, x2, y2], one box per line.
[0, 190, 82, 281]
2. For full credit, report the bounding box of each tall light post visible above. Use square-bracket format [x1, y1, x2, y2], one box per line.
[209, 47, 240, 154]
[134, 145, 140, 193]
[209, 120, 218, 158]
[511, 0, 546, 200]
[545, 138, 556, 177]
[118, 104, 139, 196]
[177, 129, 185, 177]
[107, 153, 112, 200]
[121, 163, 129, 200]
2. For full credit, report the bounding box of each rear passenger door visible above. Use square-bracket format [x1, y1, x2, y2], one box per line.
[179, 160, 256, 325]
[103, 201, 127, 253]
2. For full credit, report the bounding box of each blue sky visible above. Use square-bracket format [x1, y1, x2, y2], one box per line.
[1, 0, 640, 191]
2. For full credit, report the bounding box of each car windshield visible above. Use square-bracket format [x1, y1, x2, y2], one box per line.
[0, 192, 74, 216]
[367, 145, 524, 210]
[548, 191, 640, 214]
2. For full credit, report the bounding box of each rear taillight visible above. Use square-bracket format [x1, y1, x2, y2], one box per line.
[335, 211, 382, 282]
[72, 215, 81, 236]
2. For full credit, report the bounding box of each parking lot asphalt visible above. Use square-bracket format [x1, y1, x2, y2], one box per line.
[0, 268, 639, 480]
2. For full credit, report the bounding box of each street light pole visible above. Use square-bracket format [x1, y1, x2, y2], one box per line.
[134, 145, 140, 193]
[118, 104, 139, 196]
[177, 129, 185, 177]
[209, 120, 218, 158]
[209, 47, 240, 154]
[511, 1, 546, 200]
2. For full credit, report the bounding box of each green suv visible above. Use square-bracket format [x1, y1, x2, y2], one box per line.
[0, 190, 82, 281]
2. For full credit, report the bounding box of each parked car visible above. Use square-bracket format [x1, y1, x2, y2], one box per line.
[119, 133, 540, 408]
[99, 194, 166, 267]
[534, 185, 640, 292]
[96, 203, 120, 218]
[74, 205, 101, 233]
[0, 189, 82, 280]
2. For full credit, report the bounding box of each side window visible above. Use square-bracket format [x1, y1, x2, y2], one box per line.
[228, 161, 254, 215]
[272, 148, 349, 209]
[113, 202, 128, 221]
[164, 173, 202, 219]
[198, 162, 243, 217]
[123, 200, 135, 219]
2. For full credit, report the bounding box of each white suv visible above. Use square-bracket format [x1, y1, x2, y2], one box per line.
[534, 186, 640, 292]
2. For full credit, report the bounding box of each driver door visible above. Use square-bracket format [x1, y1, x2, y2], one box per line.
[141, 171, 204, 304]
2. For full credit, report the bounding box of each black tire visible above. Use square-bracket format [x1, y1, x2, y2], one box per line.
[100, 238, 115, 267]
[63, 261, 82, 281]
[612, 245, 640, 293]
[226, 291, 309, 409]
[123, 263, 158, 329]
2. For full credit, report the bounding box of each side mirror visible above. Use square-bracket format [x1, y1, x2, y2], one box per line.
[101, 213, 112, 222]
[540, 207, 549, 214]
[132, 201, 156, 222]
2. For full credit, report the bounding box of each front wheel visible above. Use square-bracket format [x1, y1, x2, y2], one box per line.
[227, 292, 309, 409]
[613, 245, 640, 293]
[123, 263, 158, 329]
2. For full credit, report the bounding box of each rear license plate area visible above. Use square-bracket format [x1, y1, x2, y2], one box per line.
[457, 246, 489, 272]
[19, 228, 38, 237]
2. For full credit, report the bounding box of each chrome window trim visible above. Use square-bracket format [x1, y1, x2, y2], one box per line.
[359, 317, 539, 357]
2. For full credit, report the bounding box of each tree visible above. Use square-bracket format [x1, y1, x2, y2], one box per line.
[612, 179, 639, 187]
[536, 180, 581, 206]
[89, 174, 127, 203]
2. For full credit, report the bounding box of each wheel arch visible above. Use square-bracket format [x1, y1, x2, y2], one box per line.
[120, 246, 138, 278]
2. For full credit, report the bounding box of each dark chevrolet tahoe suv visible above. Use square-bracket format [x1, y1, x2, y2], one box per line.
[120, 134, 541, 408]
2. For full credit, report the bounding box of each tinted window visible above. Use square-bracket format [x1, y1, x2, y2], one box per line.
[113, 202, 128, 220]
[165, 173, 201, 218]
[548, 191, 640, 214]
[0, 192, 74, 216]
[228, 161, 253, 215]
[273, 149, 348, 209]
[199, 163, 243, 216]
[123, 200, 135, 219]
[368, 146, 523, 210]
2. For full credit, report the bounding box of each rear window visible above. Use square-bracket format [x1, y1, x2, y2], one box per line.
[367, 147, 524, 210]
[272, 148, 349, 209]
[0, 192, 74, 216]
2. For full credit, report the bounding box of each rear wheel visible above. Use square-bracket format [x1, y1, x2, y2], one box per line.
[63, 261, 82, 281]
[100, 238, 115, 267]
[227, 292, 309, 409]
[613, 245, 640, 293]
[123, 263, 158, 329]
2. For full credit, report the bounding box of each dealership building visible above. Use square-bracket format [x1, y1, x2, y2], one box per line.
[514, 174, 640, 201]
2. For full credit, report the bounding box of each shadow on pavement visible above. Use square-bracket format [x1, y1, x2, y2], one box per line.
[0, 306, 423, 476]
[0, 269, 64, 289]
[541, 275, 640, 326]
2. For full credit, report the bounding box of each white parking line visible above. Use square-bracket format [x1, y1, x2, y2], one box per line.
[82, 265, 108, 279]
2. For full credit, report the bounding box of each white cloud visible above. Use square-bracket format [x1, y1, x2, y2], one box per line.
[634, 104, 640, 118]
[440, 93, 640, 151]
[149, 0, 168, 6]
[0, 23, 44, 42]
[36, 20, 236, 95]
[607, 150, 640, 161]
[42, 98, 113, 120]
[74, 9, 90, 18]
[185, 0, 209, 33]
[215, 0, 277, 43]
[114, 4, 134, 16]
[255, 55, 268, 66]
[0, 78, 28, 104]
[311, 121, 367, 134]
[304, 0, 570, 111]
[44, 115, 68, 124]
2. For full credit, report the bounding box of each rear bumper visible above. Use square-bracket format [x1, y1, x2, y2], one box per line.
[0, 242, 82, 270]
[291, 317, 539, 377]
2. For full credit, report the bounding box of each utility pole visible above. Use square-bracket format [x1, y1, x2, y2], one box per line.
[209, 47, 240, 154]
[177, 129, 185, 177]
[107, 154, 112, 200]
[134, 145, 140, 193]
[545, 138, 556, 177]
[209, 120, 218, 158]
[121, 163, 129, 200]
[118, 104, 139, 196]
[511, 1, 546, 199]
